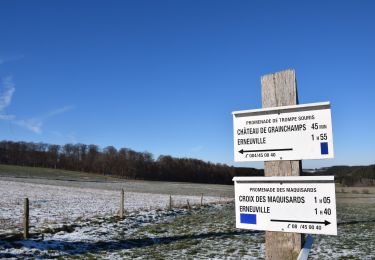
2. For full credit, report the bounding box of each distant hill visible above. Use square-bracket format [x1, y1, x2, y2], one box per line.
[0, 164, 119, 182]
[0, 163, 373, 186]
[305, 165, 375, 186]
[236, 165, 375, 186]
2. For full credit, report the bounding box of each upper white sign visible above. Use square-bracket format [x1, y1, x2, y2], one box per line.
[232, 102, 334, 162]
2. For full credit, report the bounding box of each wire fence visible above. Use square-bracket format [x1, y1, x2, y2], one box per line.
[0, 180, 232, 236]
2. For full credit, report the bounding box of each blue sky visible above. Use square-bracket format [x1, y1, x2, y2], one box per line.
[0, 1, 374, 169]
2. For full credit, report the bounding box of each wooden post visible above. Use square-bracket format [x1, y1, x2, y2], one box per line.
[169, 194, 172, 210]
[187, 199, 191, 210]
[261, 69, 303, 260]
[23, 198, 29, 239]
[200, 193, 203, 206]
[120, 189, 124, 219]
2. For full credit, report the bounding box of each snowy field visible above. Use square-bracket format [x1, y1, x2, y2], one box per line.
[1, 202, 374, 259]
[0, 180, 230, 235]
[1, 177, 375, 259]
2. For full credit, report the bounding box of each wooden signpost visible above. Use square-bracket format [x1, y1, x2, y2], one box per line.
[262, 69, 303, 259]
[120, 189, 125, 219]
[24, 198, 29, 239]
[232, 69, 336, 259]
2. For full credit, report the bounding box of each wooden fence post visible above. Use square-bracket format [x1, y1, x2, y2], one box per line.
[169, 194, 172, 210]
[120, 189, 124, 219]
[261, 69, 303, 259]
[200, 193, 203, 206]
[23, 198, 29, 239]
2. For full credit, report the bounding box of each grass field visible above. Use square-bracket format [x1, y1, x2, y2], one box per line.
[0, 164, 117, 182]
[0, 164, 234, 197]
[1, 202, 374, 259]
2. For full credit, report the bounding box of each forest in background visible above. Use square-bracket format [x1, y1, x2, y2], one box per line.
[0, 140, 373, 186]
[0, 140, 262, 184]
[310, 165, 375, 186]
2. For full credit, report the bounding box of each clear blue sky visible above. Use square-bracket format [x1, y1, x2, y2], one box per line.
[0, 1, 374, 169]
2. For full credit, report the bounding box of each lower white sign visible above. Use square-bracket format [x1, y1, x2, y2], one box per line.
[233, 176, 337, 235]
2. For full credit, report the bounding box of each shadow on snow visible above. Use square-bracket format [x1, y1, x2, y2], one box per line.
[0, 230, 260, 259]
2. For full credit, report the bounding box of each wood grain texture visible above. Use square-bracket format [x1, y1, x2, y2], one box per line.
[261, 69, 302, 260]
[261, 69, 298, 108]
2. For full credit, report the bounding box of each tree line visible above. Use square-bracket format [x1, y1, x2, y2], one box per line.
[2, 140, 372, 186]
[0, 140, 262, 184]
[313, 165, 375, 186]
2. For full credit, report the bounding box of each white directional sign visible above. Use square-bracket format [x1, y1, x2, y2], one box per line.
[233, 176, 337, 235]
[232, 102, 334, 162]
